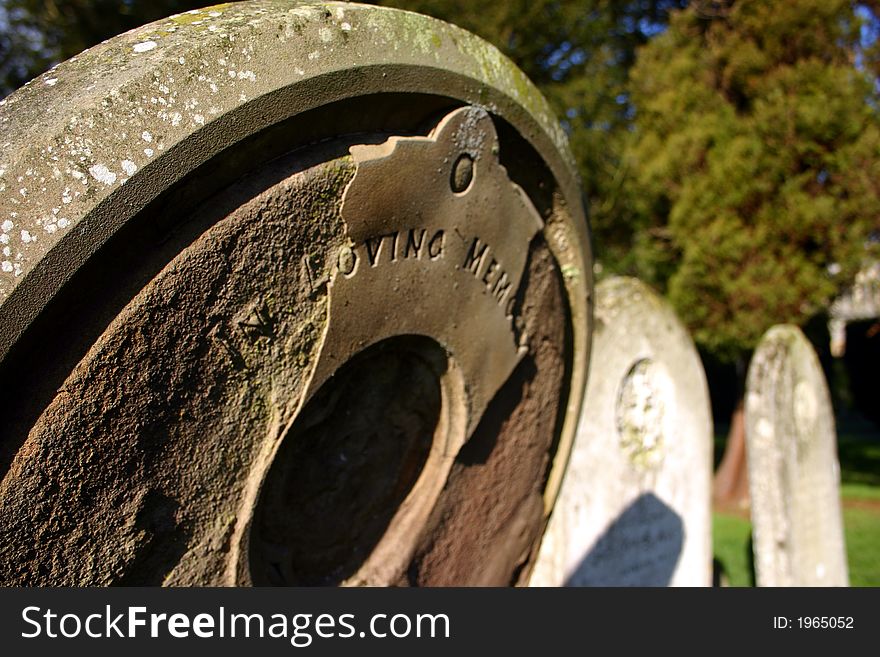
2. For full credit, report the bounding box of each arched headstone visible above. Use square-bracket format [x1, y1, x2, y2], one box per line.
[0, 2, 592, 586]
[530, 277, 712, 586]
[745, 325, 848, 586]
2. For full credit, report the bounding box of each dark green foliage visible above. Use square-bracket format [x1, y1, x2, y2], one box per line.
[626, 0, 880, 359]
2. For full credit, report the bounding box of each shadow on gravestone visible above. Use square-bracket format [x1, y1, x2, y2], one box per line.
[564, 492, 684, 586]
[530, 277, 711, 587]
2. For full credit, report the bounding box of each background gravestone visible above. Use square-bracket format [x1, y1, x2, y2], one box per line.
[530, 276, 712, 586]
[0, 2, 592, 586]
[745, 324, 849, 587]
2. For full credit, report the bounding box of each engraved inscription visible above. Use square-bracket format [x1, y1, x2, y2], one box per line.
[209, 323, 245, 370]
[461, 236, 514, 315]
[209, 299, 275, 370]
[347, 228, 513, 317]
[361, 228, 445, 267]
[337, 246, 356, 276]
[297, 105, 545, 587]
[405, 229, 426, 259]
[308, 106, 544, 437]
[428, 231, 444, 259]
[616, 359, 667, 473]
[236, 301, 273, 339]
[365, 236, 383, 266]
[302, 253, 329, 294]
[462, 235, 488, 274]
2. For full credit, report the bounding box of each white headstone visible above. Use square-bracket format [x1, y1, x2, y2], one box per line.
[745, 324, 848, 586]
[531, 277, 713, 586]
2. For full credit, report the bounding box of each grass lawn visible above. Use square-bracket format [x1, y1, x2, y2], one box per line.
[843, 505, 880, 586]
[713, 431, 880, 587]
[712, 511, 753, 586]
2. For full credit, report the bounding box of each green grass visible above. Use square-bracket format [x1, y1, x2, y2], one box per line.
[713, 503, 880, 587]
[712, 512, 753, 587]
[841, 482, 880, 501]
[844, 506, 880, 586]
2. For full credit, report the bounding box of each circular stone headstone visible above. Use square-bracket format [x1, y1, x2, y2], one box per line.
[745, 325, 848, 587]
[0, 2, 592, 586]
[530, 277, 712, 587]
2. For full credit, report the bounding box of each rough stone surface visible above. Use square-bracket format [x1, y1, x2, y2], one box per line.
[400, 241, 569, 586]
[0, 109, 581, 586]
[0, 155, 339, 584]
[745, 324, 848, 587]
[0, 0, 590, 374]
[0, 2, 593, 586]
[0, 149, 350, 586]
[530, 277, 713, 586]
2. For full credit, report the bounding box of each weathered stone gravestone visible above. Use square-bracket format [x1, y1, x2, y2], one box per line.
[530, 277, 712, 586]
[0, 2, 592, 586]
[745, 325, 849, 587]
